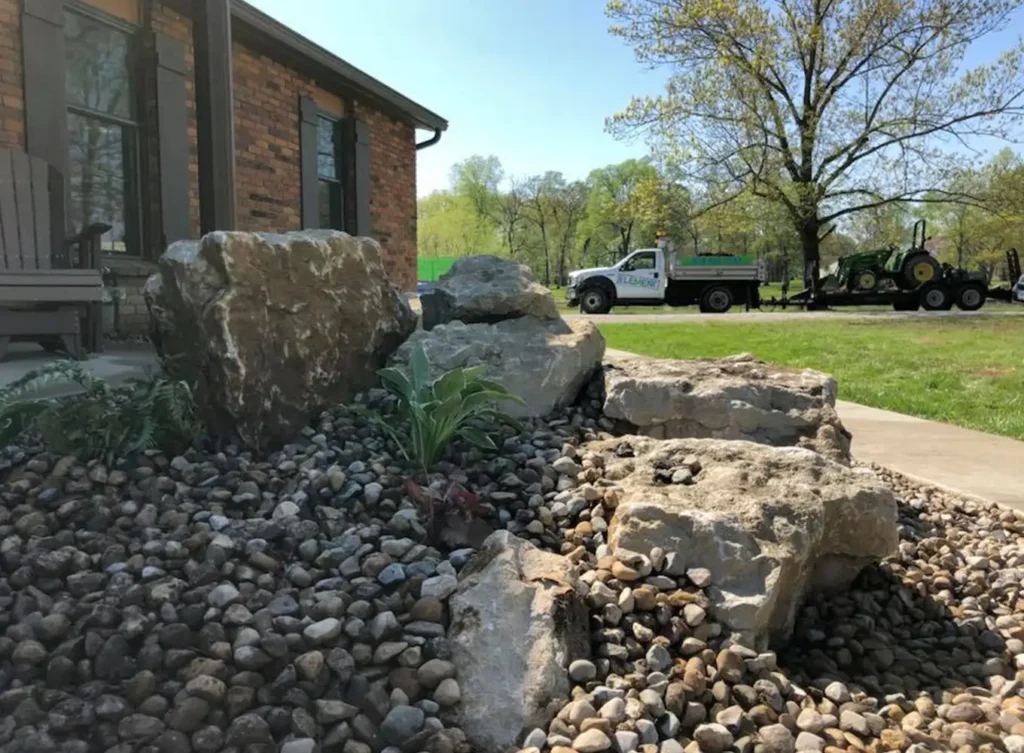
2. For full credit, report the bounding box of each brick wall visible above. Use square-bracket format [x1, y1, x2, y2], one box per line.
[231, 41, 313, 233]
[0, 0, 23, 150]
[356, 103, 418, 292]
[231, 44, 419, 292]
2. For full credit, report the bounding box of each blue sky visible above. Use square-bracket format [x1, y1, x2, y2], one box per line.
[246, 0, 666, 196]
[246, 0, 1023, 198]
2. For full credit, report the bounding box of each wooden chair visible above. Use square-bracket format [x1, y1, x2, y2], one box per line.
[0, 148, 109, 361]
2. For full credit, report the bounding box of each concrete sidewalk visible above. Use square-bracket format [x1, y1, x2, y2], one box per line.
[836, 400, 1023, 508]
[0, 343, 160, 399]
[605, 348, 1023, 507]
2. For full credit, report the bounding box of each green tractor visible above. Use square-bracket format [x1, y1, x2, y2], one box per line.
[830, 219, 942, 293]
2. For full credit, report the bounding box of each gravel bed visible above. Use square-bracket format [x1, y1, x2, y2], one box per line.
[0, 382, 1020, 753]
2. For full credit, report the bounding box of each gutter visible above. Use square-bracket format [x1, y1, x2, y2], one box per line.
[416, 128, 443, 151]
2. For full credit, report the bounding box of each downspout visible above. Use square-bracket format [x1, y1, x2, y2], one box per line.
[416, 128, 443, 150]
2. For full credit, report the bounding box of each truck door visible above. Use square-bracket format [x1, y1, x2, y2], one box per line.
[615, 251, 663, 300]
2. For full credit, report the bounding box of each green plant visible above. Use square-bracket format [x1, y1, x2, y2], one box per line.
[376, 342, 525, 473]
[0, 360, 204, 464]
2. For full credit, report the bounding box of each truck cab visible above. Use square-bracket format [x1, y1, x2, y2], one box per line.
[567, 247, 764, 314]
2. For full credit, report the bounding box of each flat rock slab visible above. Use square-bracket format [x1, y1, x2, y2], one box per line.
[601, 353, 852, 462]
[390, 317, 605, 418]
[449, 531, 589, 753]
[594, 435, 897, 647]
[420, 254, 559, 329]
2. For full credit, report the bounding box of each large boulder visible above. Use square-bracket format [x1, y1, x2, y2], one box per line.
[420, 255, 559, 329]
[146, 231, 415, 449]
[601, 353, 852, 462]
[449, 530, 589, 753]
[592, 435, 897, 647]
[390, 317, 605, 418]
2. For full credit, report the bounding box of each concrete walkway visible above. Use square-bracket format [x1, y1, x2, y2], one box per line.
[605, 348, 1024, 508]
[0, 343, 159, 399]
[836, 400, 1023, 508]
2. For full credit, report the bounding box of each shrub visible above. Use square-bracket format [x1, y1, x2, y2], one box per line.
[0, 360, 203, 464]
[376, 342, 525, 473]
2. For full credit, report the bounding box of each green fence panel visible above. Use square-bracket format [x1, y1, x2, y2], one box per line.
[417, 256, 460, 281]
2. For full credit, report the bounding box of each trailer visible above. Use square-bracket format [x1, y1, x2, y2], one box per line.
[771, 248, 1022, 312]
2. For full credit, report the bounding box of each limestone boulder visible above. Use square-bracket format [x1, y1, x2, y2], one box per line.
[593, 436, 897, 647]
[449, 530, 589, 753]
[146, 230, 415, 449]
[601, 353, 851, 462]
[390, 317, 605, 418]
[420, 254, 558, 329]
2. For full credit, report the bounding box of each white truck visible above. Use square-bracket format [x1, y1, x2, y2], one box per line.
[566, 246, 766, 314]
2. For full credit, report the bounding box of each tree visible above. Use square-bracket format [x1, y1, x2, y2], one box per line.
[608, 0, 1024, 287]
[582, 159, 661, 261]
[551, 180, 589, 285]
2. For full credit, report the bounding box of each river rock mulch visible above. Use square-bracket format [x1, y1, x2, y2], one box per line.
[0, 385, 1021, 753]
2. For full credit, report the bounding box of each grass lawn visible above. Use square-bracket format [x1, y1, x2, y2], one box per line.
[599, 317, 1024, 439]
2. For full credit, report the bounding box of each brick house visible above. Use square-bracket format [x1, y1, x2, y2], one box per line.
[1, 0, 446, 334]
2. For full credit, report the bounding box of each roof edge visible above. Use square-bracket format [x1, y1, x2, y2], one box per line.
[230, 1, 448, 132]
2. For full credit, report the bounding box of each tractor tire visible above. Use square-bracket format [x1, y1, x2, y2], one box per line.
[900, 253, 942, 289]
[954, 283, 986, 312]
[892, 299, 920, 312]
[848, 269, 879, 292]
[579, 286, 612, 315]
[700, 285, 733, 314]
[920, 284, 953, 311]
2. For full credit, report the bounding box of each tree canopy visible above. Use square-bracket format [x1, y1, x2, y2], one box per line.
[606, 0, 1024, 283]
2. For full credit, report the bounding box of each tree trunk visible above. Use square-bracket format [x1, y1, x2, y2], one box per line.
[800, 219, 822, 291]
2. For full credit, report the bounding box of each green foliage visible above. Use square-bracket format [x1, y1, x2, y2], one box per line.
[376, 343, 525, 473]
[0, 360, 204, 464]
[607, 0, 1024, 268]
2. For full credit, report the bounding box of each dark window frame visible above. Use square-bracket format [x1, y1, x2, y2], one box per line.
[63, 1, 149, 260]
[314, 108, 348, 232]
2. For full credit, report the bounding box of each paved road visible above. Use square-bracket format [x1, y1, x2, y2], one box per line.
[566, 308, 1024, 324]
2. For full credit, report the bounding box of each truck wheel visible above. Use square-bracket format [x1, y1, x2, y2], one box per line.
[701, 286, 733, 314]
[954, 283, 986, 311]
[579, 287, 611, 315]
[920, 284, 953, 311]
[901, 253, 942, 289]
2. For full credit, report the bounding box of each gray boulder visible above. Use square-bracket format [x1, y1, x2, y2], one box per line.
[594, 436, 897, 647]
[390, 317, 605, 418]
[449, 531, 589, 753]
[146, 230, 415, 449]
[601, 353, 851, 462]
[420, 255, 558, 329]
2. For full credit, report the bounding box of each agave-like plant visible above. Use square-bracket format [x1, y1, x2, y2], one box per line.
[376, 342, 525, 473]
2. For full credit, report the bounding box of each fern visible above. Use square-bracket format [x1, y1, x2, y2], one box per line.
[0, 359, 204, 464]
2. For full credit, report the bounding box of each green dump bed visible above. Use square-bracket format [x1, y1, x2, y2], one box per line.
[668, 253, 764, 281]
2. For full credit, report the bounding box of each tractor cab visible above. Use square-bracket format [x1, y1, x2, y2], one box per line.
[832, 219, 942, 293]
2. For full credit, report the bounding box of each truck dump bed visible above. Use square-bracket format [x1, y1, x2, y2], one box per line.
[667, 253, 765, 281]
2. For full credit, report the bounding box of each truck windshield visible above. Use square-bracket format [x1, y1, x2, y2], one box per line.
[622, 252, 655, 271]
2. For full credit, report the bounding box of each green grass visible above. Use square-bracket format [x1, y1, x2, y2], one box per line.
[599, 318, 1024, 439]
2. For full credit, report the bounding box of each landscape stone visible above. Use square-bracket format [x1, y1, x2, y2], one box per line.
[146, 230, 415, 448]
[420, 254, 559, 329]
[601, 436, 897, 646]
[600, 354, 851, 461]
[391, 317, 604, 418]
[449, 531, 588, 752]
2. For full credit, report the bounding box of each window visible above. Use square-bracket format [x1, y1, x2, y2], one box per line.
[317, 116, 344, 230]
[64, 9, 142, 256]
[623, 252, 656, 272]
